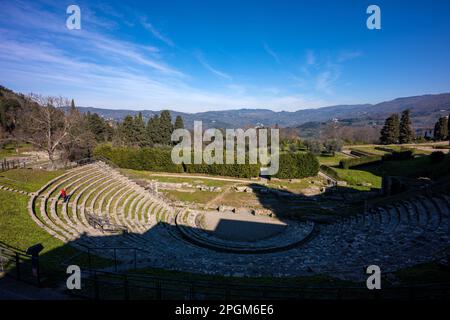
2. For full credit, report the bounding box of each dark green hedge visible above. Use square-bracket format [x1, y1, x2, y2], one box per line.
[339, 155, 382, 169]
[94, 144, 183, 173]
[184, 163, 260, 178]
[382, 150, 414, 161]
[94, 144, 260, 178]
[95, 145, 319, 179]
[274, 152, 319, 179]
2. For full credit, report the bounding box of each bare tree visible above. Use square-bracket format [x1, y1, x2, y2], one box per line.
[15, 94, 76, 169]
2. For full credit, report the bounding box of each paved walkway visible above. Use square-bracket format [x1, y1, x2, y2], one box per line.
[0, 276, 70, 300]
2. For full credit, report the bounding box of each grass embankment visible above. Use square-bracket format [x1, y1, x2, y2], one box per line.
[0, 168, 64, 192]
[0, 143, 33, 160]
[0, 169, 112, 286]
[331, 168, 382, 190]
[120, 168, 236, 187]
[0, 191, 109, 280]
[317, 152, 352, 166]
[321, 152, 450, 191]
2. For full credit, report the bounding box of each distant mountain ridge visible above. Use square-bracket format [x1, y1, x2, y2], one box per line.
[67, 92, 450, 129]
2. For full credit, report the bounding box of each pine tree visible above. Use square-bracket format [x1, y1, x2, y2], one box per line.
[380, 114, 400, 145]
[146, 115, 161, 145]
[434, 116, 449, 141]
[87, 112, 108, 142]
[174, 115, 184, 130]
[70, 99, 76, 110]
[399, 109, 414, 144]
[119, 115, 137, 146]
[133, 112, 147, 147]
[159, 110, 174, 145]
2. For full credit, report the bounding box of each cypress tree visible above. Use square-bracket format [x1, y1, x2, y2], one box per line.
[380, 114, 400, 145]
[120, 115, 137, 146]
[133, 112, 147, 147]
[146, 115, 161, 145]
[174, 115, 184, 130]
[159, 110, 174, 145]
[399, 109, 414, 144]
[87, 112, 108, 142]
[434, 116, 448, 141]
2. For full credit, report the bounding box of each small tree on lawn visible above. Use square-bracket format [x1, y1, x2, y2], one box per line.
[399, 109, 414, 144]
[380, 114, 400, 145]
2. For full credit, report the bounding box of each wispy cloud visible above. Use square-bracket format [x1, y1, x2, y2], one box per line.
[0, 0, 340, 112]
[306, 50, 316, 66]
[195, 51, 232, 81]
[263, 42, 280, 64]
[141, 19, 175, 47]
[337, 50, 362, 62]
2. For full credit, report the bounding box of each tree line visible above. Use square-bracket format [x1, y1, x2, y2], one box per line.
[379, 109, 450, 145]
[0, 87, 185, 168]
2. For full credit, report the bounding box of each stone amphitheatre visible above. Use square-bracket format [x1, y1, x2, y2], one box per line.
[26, 160, 450, 282]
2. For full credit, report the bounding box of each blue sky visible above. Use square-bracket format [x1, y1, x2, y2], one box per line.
[1, 0, 450, 112]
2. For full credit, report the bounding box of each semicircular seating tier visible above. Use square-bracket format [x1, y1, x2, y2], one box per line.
[28, 161, 450, 280]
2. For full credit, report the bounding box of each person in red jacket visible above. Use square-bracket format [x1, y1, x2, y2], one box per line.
[61, 188, 69, 202]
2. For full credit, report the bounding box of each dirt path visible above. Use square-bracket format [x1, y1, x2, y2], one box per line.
[0, 276, 70, 300]
[344, 141, 449, 148]
[149, 173, 258, 184]
[205, 183, 239, 207]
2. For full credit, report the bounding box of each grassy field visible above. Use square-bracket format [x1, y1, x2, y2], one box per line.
[0, 168, 64, 192]
[331, 167, 382, 190]
[0, 191, 109, 276]
[120, 168, 235, 187]
[164, 189, 219, 204]
[317, 152, 352, 166]
[0, 143, 34, 160]
[363, 153, 450, 179]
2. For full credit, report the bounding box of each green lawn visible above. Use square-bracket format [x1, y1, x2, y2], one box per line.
[317, 152, 351, 166]
[0, 190, 112, 285]
[363, 154, 450, 179]
[0, 143, 33, 160]
[349, 147, 389, 156]
[120, 168, 234, 188]
[331, 167, 382, 190]
[163, 190, 219, 204]
[0, 168, 65, 192]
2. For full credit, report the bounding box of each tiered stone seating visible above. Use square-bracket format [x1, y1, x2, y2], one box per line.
[27, 162, 450, 280]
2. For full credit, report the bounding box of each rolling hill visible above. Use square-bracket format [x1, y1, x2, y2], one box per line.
[69, 93, 450, 129]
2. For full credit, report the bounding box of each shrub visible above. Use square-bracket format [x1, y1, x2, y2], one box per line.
[94, 145, 320, 179]
[430, 151, 445, 163]
[374, 146, 395, 153]
[339, 155, 382, 169]
[274, 152, 319, 179]
[382, 150, 414, 161]
[93, 144, 183, 173]
[94, 144, 260, 178]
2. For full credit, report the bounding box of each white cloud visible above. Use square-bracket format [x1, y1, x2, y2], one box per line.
[195, 51, 233, 81]
[0, 0, 347, 112]
[141, 19, 175, 47]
